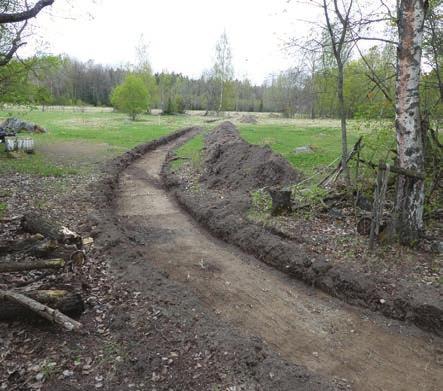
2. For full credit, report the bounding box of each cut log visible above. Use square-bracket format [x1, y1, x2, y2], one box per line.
[269, 188, 292, 216]
[0, 290, 82, 330]
[0, 290, 84, 321]
[0, 234, 44, 256]
[30, 239, 59, 258]
[0, 258, 65, 273]
[21, 213, 82, 247]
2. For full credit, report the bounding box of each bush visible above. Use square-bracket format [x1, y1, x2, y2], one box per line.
[163, 97, 175, 115]
[162, 95, 186, 115]
[111, 75, 150, 120]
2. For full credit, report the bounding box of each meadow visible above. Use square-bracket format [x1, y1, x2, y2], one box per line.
[0, 107, 395, 178]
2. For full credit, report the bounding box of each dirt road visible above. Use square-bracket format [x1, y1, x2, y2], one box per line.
[116, 135, 442, 391]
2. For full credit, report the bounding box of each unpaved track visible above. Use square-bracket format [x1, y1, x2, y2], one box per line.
[116, 135, 442, 391]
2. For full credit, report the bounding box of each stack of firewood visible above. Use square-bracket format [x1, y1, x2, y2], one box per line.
[0, 213, 90, 331]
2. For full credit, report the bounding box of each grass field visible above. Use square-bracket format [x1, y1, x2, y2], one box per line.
[0, 108, 396, 178]
[174, 116, 397, 181]
[0, 110, 208, 176]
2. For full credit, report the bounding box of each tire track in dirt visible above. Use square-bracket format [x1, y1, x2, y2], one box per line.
[116, 137, 442, 391]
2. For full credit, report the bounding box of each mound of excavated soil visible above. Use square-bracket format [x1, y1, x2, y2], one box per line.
[202, 121, 301, 191]
[164, 124, 443, 337]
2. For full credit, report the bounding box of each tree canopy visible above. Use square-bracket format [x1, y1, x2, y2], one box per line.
[111, 74, 150, 120]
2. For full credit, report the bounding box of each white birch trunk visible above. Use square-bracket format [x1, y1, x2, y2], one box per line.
[394, 0, 428, 244]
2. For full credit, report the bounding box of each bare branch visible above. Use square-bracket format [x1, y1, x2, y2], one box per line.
[0, 0, 54, 24]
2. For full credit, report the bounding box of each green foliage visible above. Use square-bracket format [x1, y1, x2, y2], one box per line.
[175, 96, 185, 114]
[162, 95, 186, 115]
[0, 202, 6, 218]
[291, 184, 329, 207]
[312, 46, 396, 119]
[163, 97, 175, 115]
[354, 119, 396, 164]
[251, 189, 272, 212]
[111, 75, 150, 120]
[0, 56, 60, 106]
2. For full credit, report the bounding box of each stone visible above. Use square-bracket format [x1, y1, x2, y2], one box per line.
[293, 146, 313, 154]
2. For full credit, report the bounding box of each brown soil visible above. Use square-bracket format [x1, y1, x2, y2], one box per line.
[38, 140, 116, 167]
[0, 130, 337, 390]
[116, 129, 443, 390]
[164, 122, 442, 336]
[1, 127, 441, 391]
[202, 122, 300, 191]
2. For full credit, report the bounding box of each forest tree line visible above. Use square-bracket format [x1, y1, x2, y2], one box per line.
[0, 44, 440, 119]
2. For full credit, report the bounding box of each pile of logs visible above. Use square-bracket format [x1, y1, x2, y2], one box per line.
[0, 213, 90, 331]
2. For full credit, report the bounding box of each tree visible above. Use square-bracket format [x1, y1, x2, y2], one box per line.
[213, 31, 234, 113]
[423, 0, 443, 105]
[0, 0, 55, 66]
[134, 36, 158, 111]
[111, 75, 150, 120]
[393, 0, 429, 244]
[322, 0, 355, 185]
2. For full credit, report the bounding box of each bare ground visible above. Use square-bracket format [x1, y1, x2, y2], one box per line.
[1, 134, 339, 390]
[116, 136, 443, 391]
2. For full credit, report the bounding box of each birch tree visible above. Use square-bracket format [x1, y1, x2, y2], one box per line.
[393, 0, 429, 243]
[213, 31, 234, 113]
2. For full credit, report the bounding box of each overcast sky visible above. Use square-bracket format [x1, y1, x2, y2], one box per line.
[26, 0, 321, 84]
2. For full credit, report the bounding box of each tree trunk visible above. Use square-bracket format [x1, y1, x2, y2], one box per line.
[0, 234, 44, 256]
[0, 290, 84, 324]
[394, 0, 428, 244]
[337, 62, 350, 185]
[0, 259, 64, 273]
[218, 81, 224, 113]
[21, 212, 82, 247]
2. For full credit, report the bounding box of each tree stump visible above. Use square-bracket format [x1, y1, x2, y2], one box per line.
[357, 216, 372, 236]
[268, 188, 292, 216]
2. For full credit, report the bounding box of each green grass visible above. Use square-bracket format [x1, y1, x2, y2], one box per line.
[169, 117, 400, 188]
[238, 123, 360, 176]
[0, 108, 398, 180]
[0, 202, 6, 218]
[171, 133, 205, 171]
[1, 110, 198, 149]
[0, 144, 79, 176]
[0, 109, 207, 176]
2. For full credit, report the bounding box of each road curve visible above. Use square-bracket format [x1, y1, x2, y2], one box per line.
[116, 134, 442, 391]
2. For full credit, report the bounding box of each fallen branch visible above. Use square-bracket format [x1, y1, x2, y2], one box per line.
[0, 258, 65, 273]
[169, 156, 191, 162]
[319, 136, 363, 187]
[0, 289, 84, 321]
[357, 159, 424, 179]
[0, 290, 82, 330]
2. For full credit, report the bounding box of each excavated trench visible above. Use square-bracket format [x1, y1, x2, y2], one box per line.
[116, 135, 442, 391]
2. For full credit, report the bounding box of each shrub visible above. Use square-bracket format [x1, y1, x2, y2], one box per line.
[111, 75, 150, 120]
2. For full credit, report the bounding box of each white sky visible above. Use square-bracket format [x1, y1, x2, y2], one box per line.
[25, 0, 322, 84]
